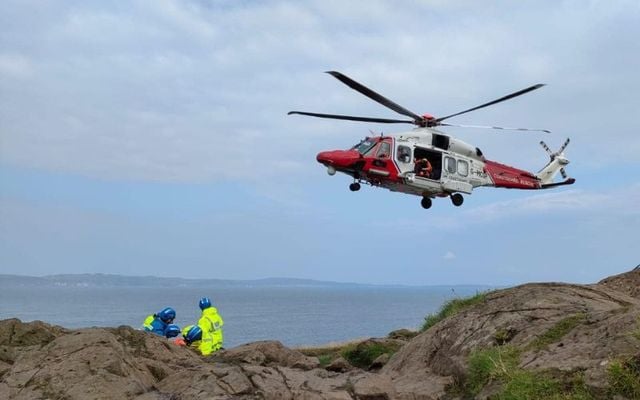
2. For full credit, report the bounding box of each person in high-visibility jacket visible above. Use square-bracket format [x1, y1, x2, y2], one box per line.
[181, 324, 214, 355]
[142, 307, 178, 338]
[198, 297, 224, 353]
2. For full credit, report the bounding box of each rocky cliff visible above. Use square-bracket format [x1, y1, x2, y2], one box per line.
[1, 268, 639, 399]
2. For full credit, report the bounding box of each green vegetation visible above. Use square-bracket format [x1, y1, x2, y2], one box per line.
[341, 341, 400, 369]
[317, 354, 334, 367]
[463, 345, 594, 399]
[607, 356, 640, 398]
[421, 291, 490, 331]
[298, 339, 402, 370]
[493, 328, 516, 345]
[498, 371, 594, 400]
[297, 344, 345, 367]
[466, 345, 521, 394]
[528, 313, 586, 351]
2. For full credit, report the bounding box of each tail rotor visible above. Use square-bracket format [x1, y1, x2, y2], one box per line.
[540, 140, 553, 155]
[537, 138, 572, 185]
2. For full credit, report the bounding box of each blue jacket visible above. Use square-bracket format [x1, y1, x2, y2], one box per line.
[143, 314, 170, 337]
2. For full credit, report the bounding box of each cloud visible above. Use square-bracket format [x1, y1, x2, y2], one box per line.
[470, 185, 639, 222]
[443, 251, 456, 260]
[0, 53, 34, 79]
[371, 184, 640, 232]
[0, 1, 639, 183]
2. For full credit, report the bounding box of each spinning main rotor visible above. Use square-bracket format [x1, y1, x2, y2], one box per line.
[289, 71, 549, 133]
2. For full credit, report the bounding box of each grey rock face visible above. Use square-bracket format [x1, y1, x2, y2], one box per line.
[1, 268, 639, 399]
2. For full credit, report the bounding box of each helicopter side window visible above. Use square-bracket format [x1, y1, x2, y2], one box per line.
[445, 157, 456, 174]
[457, 160, 469, 176]
[376, 142, 391, 158]
[396, 145, 411, 163]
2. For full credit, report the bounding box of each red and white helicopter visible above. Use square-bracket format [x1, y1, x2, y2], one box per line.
[289, 71, 575, 209]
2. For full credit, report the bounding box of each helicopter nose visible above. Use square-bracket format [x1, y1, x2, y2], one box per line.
[316, 151, 333, 164]
[317, 149, 360, 169]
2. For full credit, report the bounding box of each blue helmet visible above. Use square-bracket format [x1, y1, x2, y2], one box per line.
[185, 325, 203, 344]
[199, 297, 212, 310]
[165, 324, 181, 338]
[157, 307, 176, 323]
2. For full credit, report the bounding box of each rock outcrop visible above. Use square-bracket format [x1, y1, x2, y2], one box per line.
[1, 267, 639, 399]
[383, 280, 640, 398]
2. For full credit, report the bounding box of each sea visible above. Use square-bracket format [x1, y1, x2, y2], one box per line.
[0, 284, 488, 348]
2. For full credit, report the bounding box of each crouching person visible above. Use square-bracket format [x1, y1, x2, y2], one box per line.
[142, 307, 178, 338]
[182, 325, 214, 355]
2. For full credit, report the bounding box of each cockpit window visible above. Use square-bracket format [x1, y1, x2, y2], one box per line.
[352, 139, 376, 155]
[376, 142, 391, 158]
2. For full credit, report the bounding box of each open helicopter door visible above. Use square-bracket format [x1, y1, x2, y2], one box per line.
[412, 147, 443, 180]
[403, 146, 443, 193]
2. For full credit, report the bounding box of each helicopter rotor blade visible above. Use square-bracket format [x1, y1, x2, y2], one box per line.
[325, 71, 424, 124]
[436, 84, 545, 123]
[558, 138, 570, 153]
[288, 111, 414, 124]
[540, 140, 553, 155]
[439, 123, 550, 133]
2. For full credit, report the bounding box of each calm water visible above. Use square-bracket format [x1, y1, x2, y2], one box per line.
[0, 285, 484, 347]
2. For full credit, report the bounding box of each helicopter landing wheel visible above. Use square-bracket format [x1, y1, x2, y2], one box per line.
[349, 182, 361, 192]
[451, 193, 464, 207]
[421, 197, 432, 209]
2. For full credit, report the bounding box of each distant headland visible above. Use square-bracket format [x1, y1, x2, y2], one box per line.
[0, 272, 492, 290]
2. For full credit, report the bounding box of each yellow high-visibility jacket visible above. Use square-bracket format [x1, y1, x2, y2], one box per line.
[182, 322, 215, 356]
[198, 306, 224, 353]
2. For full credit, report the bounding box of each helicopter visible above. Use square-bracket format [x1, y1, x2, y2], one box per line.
[288, 71, 575, 209]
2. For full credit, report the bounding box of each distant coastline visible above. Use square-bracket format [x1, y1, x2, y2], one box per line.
[0, 273, 494, 290]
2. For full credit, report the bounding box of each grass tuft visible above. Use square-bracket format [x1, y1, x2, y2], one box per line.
[467, 345, 521, 395]
[528, 313, 586, 351]
[607, 356, 640, 398]
[464, 346, 595, 399]
[317, 354, 335, 367]
[421, 291, 490, 331]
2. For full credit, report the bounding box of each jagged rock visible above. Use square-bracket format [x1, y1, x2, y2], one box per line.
[274, 367, 362, 400]
[351, 374, 395, 400]
[0, 318, 66, 347]
[0, 324, 201, 400]
[342, 338, 405, 370]
[387, 329, 417, 341]
[369, 353, 390, 370]
[383, 275, 640, 395]
[598, 267, 640, 299]
[1, 267, 639, 399]
[215, 340, 320, 370]
[326, 356, 352, 372]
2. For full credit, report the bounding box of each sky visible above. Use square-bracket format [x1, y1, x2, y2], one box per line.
[1, 0, 639, 286]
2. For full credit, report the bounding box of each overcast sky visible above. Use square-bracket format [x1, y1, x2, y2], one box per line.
[1, 0, 639, 285]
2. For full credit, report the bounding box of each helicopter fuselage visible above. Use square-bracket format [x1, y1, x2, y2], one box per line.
[292, 70, 574, 209]
[316, 128, 569, 205]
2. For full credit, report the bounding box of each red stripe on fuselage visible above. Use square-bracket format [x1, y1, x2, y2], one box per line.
[484, 160, 541, 189]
